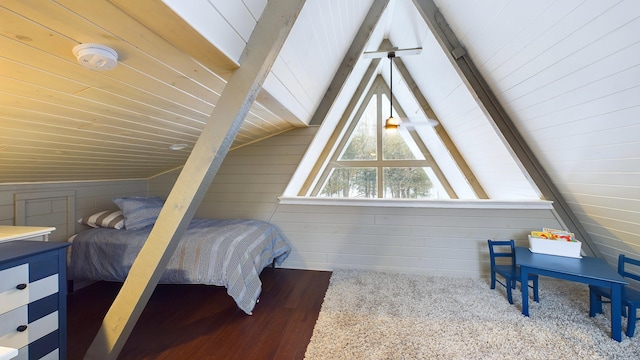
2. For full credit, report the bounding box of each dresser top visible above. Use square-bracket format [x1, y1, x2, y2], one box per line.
[0, 226, 56, 242]
[0, 346, 18, 360]
[0, 240, 70, 265]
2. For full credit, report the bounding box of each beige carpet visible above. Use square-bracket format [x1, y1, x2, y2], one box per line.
[304, 269, 640, 360]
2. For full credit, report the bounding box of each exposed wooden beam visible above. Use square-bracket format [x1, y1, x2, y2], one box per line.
[308, 0, 390, 126]
[391, 53, 488, 199]
[83, 1, 307, 358]
[256, 88, 305, 127]
[412, 0, 601, 257]
[300, 58, 380, 195]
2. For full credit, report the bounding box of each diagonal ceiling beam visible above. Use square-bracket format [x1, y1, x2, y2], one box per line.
[299, 57, 381, 195]
[412, 0, 601, 257]
[309, 0, 390, 126]
[83, 1, 307, 358]
[256, 88, 304, 126]
[392, 54, 488, 199]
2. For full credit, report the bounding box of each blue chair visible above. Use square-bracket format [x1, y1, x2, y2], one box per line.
[589, 254, 640, 337]
[488, 239, 539, 304]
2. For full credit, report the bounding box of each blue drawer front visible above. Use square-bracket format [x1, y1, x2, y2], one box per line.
[0, 242, 69, 360]
[29, 253, 58, 282]
[29, 293, 58, 322]
[29, 329, 58, 360]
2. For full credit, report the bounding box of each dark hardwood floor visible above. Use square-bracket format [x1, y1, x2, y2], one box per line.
[67, 268, 332, 360]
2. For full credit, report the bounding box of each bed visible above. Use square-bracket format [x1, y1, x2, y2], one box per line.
[67, 197, 290, 315]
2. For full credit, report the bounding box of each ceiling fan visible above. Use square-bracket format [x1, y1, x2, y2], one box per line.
[364, 47, 436, 130]
[398, 117, 440, 130]
[363, 47, 422, 59]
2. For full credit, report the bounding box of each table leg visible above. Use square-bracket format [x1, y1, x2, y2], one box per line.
[611, 283, 622, 342]
[521, 266, 529, 316]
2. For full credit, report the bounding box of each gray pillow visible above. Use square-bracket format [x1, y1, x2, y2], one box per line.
[113, 196, 165, 230]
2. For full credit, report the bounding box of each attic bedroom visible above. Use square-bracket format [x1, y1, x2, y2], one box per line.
[1, 0, 639, 359]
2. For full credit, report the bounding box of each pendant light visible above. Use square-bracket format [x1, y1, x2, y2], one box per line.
[384, 52, 400, 130]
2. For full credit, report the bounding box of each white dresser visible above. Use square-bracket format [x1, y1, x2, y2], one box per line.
[0, 236, 70, 360]
[0, 227, 56, 244]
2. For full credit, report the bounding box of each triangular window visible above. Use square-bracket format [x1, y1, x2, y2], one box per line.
[305, 76, 456, 199]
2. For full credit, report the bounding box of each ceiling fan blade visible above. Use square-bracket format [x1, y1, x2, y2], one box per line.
[363, 47, 422, 59]
[400, 118, 440, 128]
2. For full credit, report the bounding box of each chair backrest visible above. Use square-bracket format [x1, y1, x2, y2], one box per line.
[619, 254, 640, 283]
[487, 239, 516, 268]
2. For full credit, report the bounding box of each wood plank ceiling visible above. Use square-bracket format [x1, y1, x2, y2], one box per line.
[1, 0, 639, 263]
[0, 0, 299, 183]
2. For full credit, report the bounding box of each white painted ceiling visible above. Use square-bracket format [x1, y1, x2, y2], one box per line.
[1, 0, 638, 260]
[433, 0, 640, 261]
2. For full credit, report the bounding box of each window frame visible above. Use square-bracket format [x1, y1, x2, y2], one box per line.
[308, 77, 456, 199]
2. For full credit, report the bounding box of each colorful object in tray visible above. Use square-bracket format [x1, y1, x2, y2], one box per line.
[528, 228, 582, 258]
[531, 228, 576, 242]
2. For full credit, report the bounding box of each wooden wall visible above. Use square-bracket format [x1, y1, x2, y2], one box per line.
[0, 127, 567, 278]
[0, 179, 147, 242]
[0, 127, 565, 278]
[273, 204, 562, 276]
[149, 128, 317, 221]
[150, 127, 564, 277]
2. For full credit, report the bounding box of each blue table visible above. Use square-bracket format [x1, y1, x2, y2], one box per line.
[515, 247, 627, 342]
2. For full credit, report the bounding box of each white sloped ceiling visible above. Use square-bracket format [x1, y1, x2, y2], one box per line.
[0, 0, 638, 262]
[434, 0, 640, 259]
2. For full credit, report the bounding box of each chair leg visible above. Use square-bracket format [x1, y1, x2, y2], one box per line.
[532, 277, 539, 303]
[506, 277, 514, 304]
[626, 305, 637, 338]
[589, 290, 602, 317]
[490, 272, 496, 289]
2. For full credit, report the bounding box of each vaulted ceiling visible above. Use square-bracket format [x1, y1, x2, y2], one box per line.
[1, 1, 639, 257]
[0, 0, 300, 183]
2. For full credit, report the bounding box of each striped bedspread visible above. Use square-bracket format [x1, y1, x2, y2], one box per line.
[67, 218, 290, 314]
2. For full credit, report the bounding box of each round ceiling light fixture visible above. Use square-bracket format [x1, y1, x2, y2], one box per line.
[72, 43, 118, 71]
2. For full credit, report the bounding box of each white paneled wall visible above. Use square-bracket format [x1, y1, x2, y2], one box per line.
[0, 179, 147, 241]
[0, 128, 563, 277]
[150, 127, 319, 221]
[273, 203, 561, 276]
[151, 127, 563, 277]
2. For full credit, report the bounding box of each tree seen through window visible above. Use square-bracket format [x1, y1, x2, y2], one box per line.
[316, 77, 447, 199]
